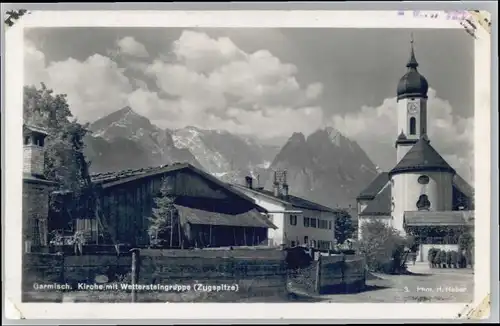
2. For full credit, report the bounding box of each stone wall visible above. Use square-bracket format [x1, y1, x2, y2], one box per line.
[23, 145, 45, 176]
[23, 181, 52, 247]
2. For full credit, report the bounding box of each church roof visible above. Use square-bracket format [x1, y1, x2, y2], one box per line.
[397, 38, 429, 100]
[404, 210, 474, 227]
[356, 172, 389, 200]
[389, 137, 456, 176]
[359, 185, 391, 216]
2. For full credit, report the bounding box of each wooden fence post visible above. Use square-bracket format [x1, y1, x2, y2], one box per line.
[341, 253, 346, 291]
[315, 255, 322, 294]
[58, 252, 65, 283]
[130, 248, 140, 303]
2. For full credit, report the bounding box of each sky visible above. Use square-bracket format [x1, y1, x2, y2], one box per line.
[24, 27, 475, 182]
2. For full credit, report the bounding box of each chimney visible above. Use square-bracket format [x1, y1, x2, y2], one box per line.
[281, 170, 289, 198]
[245, 176, 253, 189]
[23, 125, 48, 177]
[273, 171, 280, 197]
[256, 174, 264, 190]
[282, 184, 289, 198]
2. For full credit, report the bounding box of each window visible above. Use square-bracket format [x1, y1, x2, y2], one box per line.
[310, 218, 317, 228]
[32, 217, 40, 246]
[311, 240, 317, 248]
[291, 241, 296, 247]
[416, 194, 431, 211]
[303, 217, 310, 227]
[34, 136, 44, 147]
[24, 136, 30, 145]
[409, 117, 416, 135]
[318, 240, 332, 250]
[289, 215, 297, 226]
[304, 236, 309, 245]
[418, 175, 430, 185]
[328, 221, 332, 229]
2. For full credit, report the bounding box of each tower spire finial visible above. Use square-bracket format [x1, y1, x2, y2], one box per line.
[406, 33, 419, 69]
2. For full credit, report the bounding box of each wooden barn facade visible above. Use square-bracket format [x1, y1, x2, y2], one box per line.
[49, 163, 276, 248]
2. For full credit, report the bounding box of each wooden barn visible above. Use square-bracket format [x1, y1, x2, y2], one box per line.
[49, 163, 276, 248]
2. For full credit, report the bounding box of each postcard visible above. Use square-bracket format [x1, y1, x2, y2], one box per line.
[2, 7, 494, 322]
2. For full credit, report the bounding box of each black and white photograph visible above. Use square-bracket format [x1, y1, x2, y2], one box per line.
[3, 9, 494, 321]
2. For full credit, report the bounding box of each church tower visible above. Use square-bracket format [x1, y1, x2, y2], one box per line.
[395, 35, 429, 163]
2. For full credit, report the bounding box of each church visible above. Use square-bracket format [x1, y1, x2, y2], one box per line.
[356, 38, 475, 262]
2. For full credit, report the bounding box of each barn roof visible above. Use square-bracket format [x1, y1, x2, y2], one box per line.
[230, 183, 343, 213]
[88, 163, 267, 212]
[403, 210, 474, 227]
[23, 173, 58, 185]
[175, 205, 277, 229]
[23, 124, 49, 136]
[356, 172, 389, 200]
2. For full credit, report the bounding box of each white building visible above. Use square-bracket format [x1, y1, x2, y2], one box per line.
[356, 38, 474, 261]
[231, 172, 342, 250]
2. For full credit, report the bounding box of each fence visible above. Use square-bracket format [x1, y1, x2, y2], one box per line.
[22, 247, 288, 303]
[288, 252, 366, 295]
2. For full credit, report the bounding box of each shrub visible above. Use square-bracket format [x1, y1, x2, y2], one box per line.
[450, 251, 458, 268]
[445, 251, 452, 267]
[464, 250, 473, 268]
[458, 250, 466, 268]
[458, 232, 474, 252]
[439, 250, 447, 268]
[427, 248, 438, 268]
[334, 211, 355, 245]
[434, 249, 442, 267]
[358, 220, 410, 274]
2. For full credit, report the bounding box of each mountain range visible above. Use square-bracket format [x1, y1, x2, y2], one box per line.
[83, 107, 379, 209]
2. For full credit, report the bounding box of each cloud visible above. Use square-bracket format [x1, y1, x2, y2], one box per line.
[24, 41, 133, 122]
[24, 31, 323, 139]
[141, 30, 324, 137]
[330, 88, 474, 182]
[116, 36, 149, 58]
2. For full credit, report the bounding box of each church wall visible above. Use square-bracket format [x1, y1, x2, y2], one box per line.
[392, 171, 454, 234]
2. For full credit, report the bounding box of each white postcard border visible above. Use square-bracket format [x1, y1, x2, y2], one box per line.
[3, 9, 492, 321]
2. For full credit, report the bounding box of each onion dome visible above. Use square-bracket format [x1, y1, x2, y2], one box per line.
[397, 36, 429, 101]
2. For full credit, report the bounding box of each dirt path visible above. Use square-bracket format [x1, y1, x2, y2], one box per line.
[319, 264, 474, 303]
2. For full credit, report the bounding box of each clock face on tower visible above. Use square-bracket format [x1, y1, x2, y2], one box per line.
[407, 103, 418, 114]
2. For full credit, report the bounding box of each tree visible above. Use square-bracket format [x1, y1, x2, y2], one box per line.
[23, 84, 108, 244]
[24, 83, 91, 198]
[358, 219, 410, 274]
[148, 178, 179, 248]
[334, 210, 354, 245]
[458, 232, 474, 268]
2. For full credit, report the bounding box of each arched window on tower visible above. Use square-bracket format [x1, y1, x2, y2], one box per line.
[409, 117, 417, 135]
[416, 194, 431, 211]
